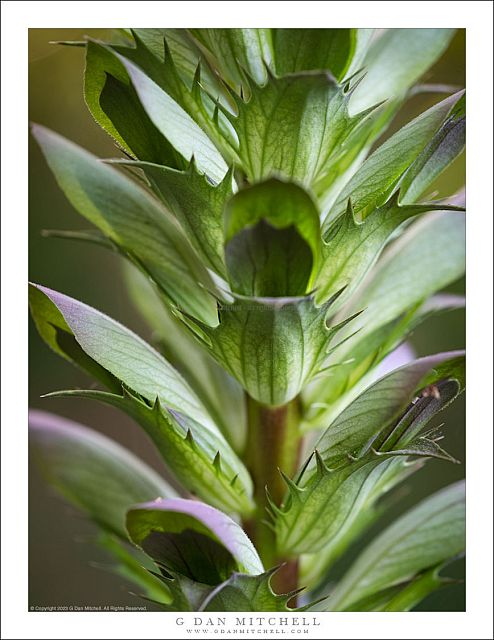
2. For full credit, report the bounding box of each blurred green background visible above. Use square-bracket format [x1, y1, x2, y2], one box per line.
[28, 29, 466, 610]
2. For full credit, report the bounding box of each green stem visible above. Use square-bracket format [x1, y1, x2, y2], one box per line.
[242, 394, 302, 597]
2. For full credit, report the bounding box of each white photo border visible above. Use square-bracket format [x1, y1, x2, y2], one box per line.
[2, 2, 493, 638]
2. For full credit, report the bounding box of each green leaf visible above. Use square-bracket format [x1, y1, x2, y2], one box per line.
[84, 40, 181, 166]
[335, 563, 454, 612]
[31, 124, 219, 326]
[375, 426, 460, 465]
[381, 565, 454, 612]
[312, 352, 464, 467]
[29, 283, 215, 428]
[30, 284, 253, 514]
[229, 71, 366, 188]
[276, 456, 393, 557]
[304, 294, 465, 427]
[376, 376, 464, 455]
[200, 568, 316, 612]
[327, 481, 465, 611]
[315, 195, 462, 306]
[310, 214, 465, 424]
[327, 91, 464, 223]
[109, 32, 238, 163]
[312, 37, 457, 219]
[127, 498, 263, 583]
[400, 97, 466, 203]
[314, 98, 403, 218]
[190, 29, 273, 90]
[299, 457, 420, 587]
[116, 53, 229, 184]
[114, 159, 232, 276]
[275, 353, 464, 556]
[224, 178, 321, 296]
[341, 211, 466, 341]
[28, 284, 121, 393]
[122, 263, 247, 452]
[48, 388, 254, 516]
[84, 40, 130, 153]
[272, 29, 357, 80]
[348, 29, 455, 114]
[29, 410, 176, 539]
[191, 292, 356, 407]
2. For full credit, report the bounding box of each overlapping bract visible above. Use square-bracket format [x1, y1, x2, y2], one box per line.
[30, 28, 465, 611]
[275, 353, 465, 558]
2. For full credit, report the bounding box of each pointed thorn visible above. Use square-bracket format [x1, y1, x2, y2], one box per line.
[162, 36, 174, 67]
[185, 428, 196, 448]
[334, 308, 365, 332]
[353, 98, 389, 127]
[236, 59, 257, 88]
[213, 102, 219, 126]
[263, 565, 284, 584]
[262, 58, 276, 82]
[129, 28, 142, 48]
[188, 154, 197, 172]
[297, 594, 330, 612]
[345, 197, 359, 226]
[148, 568, 172, 585]
[344, 66, 366, 85]
[323, 284, 349, 309]
[213, 451, 222, 473]
[230, 473, 239, 487]
[207, 87, 238, 122]
[152, 395, 162, 413]
[265, 486, 283, 516]
[326, 311, 364, 345]
[346, 74, 365, 96]
[294, 451, 315, 485]
[278, 468, 302, 497]
[193, 61, 202, 86]
[284, 586, 306, 600]
[314, 450, 329, 476]
[386, 188, 402, 208]
[221, 164, 236, 191]
[121, 384, 134, 400]
[269, 563, 283, 573]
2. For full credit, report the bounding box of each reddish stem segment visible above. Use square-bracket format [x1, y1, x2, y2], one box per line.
[243, 395, 302, 598]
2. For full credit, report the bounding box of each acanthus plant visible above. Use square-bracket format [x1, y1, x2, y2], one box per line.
[29, 28, 466, 612]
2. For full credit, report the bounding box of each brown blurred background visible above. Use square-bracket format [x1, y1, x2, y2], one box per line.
[28, 29, 466, 610]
